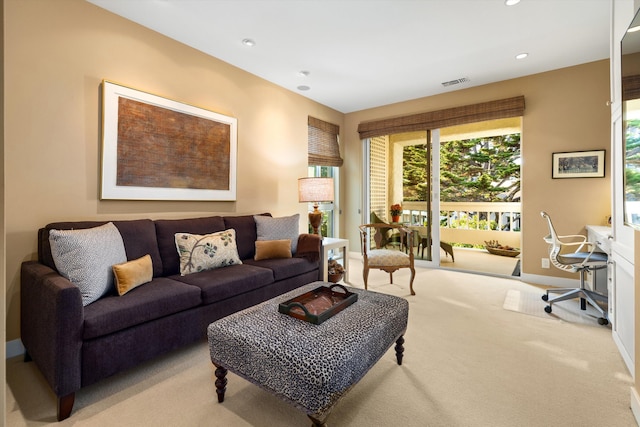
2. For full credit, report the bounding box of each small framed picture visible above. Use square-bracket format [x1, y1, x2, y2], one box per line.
[552, 150, 605, 179]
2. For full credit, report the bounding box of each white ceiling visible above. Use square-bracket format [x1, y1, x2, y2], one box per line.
[87, 0, 611, 113]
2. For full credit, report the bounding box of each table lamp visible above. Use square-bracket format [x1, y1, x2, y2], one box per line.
[298, 177, 334, 235]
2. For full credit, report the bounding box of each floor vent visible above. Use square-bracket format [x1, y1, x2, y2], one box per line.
[441, 77, 470, 87]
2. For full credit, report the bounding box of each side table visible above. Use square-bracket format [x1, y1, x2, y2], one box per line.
[321, 237, 349, 283]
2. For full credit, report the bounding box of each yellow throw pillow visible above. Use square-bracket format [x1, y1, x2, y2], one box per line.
[112, 254, 153, 296]
[254, 239, 292, 261]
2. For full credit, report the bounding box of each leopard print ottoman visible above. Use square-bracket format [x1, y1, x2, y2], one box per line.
[207, 281, 409, 426]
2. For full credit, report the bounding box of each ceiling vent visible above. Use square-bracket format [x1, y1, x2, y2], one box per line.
[441, 77, 470, 87]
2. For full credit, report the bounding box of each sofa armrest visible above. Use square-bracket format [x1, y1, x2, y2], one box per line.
[295, 233, 321, 262]
[21, 261, 83, 398]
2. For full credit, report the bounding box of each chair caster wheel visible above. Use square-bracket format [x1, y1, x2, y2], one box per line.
[598, 318, 609, 326]
[544, 305, 552, 313]
[541, 294, 549, 302]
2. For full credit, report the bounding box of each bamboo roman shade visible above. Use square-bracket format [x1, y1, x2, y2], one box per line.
[357, 96, 525, 139]
[308, 116, 343, 167]
[623, 75, 640, 101]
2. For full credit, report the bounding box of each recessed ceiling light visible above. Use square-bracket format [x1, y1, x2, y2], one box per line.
[298, 70, 310, 77]
[505, 0, 520, 5]
[515, 53, 528, 60]
[297, 85, 310, 91]
[242, 38, 256, 47]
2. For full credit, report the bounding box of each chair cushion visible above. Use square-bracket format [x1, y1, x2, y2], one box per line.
[367, 249, 410, 267]
[557, 251, 608, 266]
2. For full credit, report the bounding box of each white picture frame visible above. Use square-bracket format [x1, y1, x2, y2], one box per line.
[100, 80, 237, 201]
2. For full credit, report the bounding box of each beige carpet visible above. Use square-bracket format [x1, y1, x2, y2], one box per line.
[6, 258, 636, 427]
[503, 289, 609, 327]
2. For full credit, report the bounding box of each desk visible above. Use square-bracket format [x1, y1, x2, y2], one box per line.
[321, 238, 349, 283]
[586, 225, 612, 297]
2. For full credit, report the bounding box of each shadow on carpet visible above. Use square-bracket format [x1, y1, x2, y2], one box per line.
[503, 289, 610, 328]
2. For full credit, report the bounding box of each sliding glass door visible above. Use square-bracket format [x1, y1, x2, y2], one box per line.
[363, 130, 441, 268]
[362, 118, 522, 276]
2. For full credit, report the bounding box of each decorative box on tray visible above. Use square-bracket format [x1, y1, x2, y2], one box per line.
[278, 284, 358, 325]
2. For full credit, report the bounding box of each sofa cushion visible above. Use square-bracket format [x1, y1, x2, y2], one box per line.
[49, 222, 127, 306]
[172, 264, 274, 305]
[175, 229, 242, 275]
[112, 254, 153, 296]
[113, 219, 164, 277]
[254, 214, 300, 253]
[40, 219, 163, 277]
[254, 239, 292, 261]
[155, 216, 226, 276]
[223, 213, 270, 260]
[83, 277, 202, 340]
[243, 257, 318, 282]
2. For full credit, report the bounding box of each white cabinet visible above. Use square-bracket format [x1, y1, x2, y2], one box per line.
[611, 246, 635, 375]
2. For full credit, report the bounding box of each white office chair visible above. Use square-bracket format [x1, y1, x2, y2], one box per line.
[540, 211, 609, 325]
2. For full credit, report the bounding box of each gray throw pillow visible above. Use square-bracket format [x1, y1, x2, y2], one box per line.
[49, 222, 127, 306]
[254, 214, 300, 254]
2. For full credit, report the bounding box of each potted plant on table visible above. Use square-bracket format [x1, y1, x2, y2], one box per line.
[327, 258, 345, 283]
[390, 203, 402, 223]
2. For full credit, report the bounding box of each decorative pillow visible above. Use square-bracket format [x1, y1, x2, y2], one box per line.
[175, 229, 242, 276]
[254, 239, 292, 261]
[49, 222, 127, 306]
[254, 214, 300, 253]
[112, 254, 153, 296]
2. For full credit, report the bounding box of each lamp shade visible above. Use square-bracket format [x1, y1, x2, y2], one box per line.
[298, 177, 334, 203]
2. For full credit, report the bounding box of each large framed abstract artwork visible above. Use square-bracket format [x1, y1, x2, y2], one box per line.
[100, 80, 237, 201]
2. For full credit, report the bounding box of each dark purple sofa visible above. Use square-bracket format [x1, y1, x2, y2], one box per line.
[20, 214, 321, 421]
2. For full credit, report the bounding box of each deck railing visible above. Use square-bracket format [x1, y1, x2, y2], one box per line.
[399, 201, 522, 248]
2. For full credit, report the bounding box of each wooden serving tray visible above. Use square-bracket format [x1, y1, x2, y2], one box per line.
[278, 284, 358, 324]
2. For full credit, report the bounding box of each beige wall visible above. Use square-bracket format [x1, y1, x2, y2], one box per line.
[343, 60, 612, 282]
[3, 0, 613, 344]
[3, 0, 343, 341]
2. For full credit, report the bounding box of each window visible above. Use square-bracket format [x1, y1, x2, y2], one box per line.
[307, 117, 342, 237]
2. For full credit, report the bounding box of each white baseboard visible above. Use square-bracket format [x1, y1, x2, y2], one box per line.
[630, 386, 640, 425]
[6, 338, 25, 359]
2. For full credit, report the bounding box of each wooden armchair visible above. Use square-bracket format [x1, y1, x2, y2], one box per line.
[359, 223, 416, 295]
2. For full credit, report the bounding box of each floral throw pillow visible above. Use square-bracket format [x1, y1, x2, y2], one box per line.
[175, 229, 242, 276]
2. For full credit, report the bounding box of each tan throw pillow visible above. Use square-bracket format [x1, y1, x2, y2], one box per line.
[254, 239, 292, 261]
[112, 254, 153, 296]
[175, 229, 242, 276]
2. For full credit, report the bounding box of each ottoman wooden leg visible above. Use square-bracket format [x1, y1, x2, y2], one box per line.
[395, 335, 405, 365]
[308, 414, 329, 426]
[214, 364, 228, 403]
